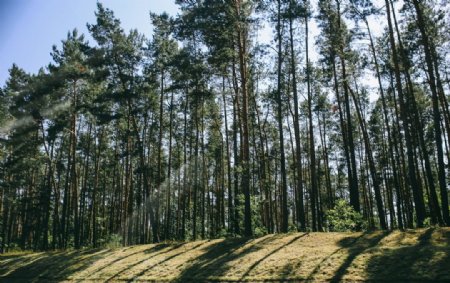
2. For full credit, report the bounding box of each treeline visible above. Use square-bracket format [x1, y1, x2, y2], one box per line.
[0, 0, 449, 252]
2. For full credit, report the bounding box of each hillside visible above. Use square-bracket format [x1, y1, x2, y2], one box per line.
[0, 228, 449, 282]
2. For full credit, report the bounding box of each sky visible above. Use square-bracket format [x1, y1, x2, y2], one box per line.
[0, 0, 179, 87]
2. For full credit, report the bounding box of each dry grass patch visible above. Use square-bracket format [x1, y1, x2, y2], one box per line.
[0, 228, 449, 282]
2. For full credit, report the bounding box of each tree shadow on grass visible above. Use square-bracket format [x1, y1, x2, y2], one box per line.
[0, 253, 45, 275]
[331, 232, 390, 282]
[329, 231, 390, 282]
[174, 236, 265, 282]
[238, 233, 308, 280]
[0, 248, 110, 282]
[128, 241, 208, 281]
[0, 241, 212, 282]
[301, 233, 366, 281]
[82, 243, 176, 281]
[174, 234, 305, 282]
[292, 231, 390, 282]
[366, 228, 450, 282]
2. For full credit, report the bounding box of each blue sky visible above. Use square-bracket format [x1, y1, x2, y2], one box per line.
[0, 0, 178, 87]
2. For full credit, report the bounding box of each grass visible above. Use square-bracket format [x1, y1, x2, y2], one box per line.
[0, 228, 449, 282]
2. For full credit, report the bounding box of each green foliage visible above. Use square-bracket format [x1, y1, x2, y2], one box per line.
[254, 226, 268, 238]
[214, 228, 229, 239]
[288, 224, 298, 233]
[326, 199, 367, 232]
[422, 217, 438, 228]
[235, 194, 268, 237]
[105, 234, 123, 249]
[252, 196, 267, 237]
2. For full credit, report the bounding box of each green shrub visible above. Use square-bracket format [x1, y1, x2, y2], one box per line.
[326, 199, 367, 232]
[254, 226, 267, 237]
[423, 217, 437, 228]
[105, 233, 123, 249]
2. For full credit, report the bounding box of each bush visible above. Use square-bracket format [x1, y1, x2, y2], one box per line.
[105, 233, 123, 249]
[254, 226, 267, 237]
[423, 217, 437, 228]
[326, 199, 367, 232]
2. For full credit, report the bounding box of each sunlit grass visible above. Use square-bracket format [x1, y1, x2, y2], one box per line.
[0, 228, 449, 282]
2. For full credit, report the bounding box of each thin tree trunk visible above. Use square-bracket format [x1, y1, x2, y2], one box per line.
[276, 0, 289, 233]
[364, 16, 403, 229]
[348, 86, 387, 229]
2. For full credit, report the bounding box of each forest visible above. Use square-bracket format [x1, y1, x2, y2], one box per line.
[0, 0, 449, 252]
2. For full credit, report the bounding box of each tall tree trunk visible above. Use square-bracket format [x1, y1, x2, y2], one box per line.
[411, 0, 449, 226]
[336, 1, 360, 212]
[1, 173, 10, 253]
[193, 105, 200, 240]
[384, 0, 426, 227]
[289, 0, 305, 231]
[71, 80, 80, 249]
[303, 4, 318, 231]
[234, 0, 252, 237]
[155, 68, 165, 242]
[232, 94, 241, 235]
[92, 127, 103, 248]
[276, 0, 289, 233]
[164, 90, 175, 239]
[348, 86, 387, 229]
[364, 16, 403, 229]
[222, 77, 234, 233]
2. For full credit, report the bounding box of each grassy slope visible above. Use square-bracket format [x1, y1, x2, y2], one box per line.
[0, 228, 449, 282]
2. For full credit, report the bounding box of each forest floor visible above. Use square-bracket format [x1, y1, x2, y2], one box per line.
[0, 228, 449, 282]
